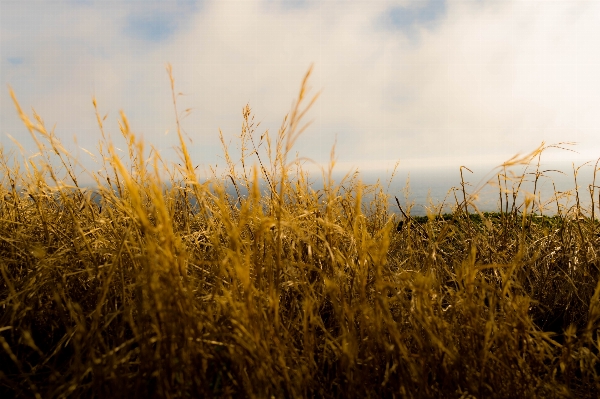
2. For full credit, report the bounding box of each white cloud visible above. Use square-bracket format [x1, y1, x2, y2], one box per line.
[1, 0, 599, 186]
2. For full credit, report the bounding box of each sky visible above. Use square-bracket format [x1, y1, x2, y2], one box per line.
[1, 0, 600, 186]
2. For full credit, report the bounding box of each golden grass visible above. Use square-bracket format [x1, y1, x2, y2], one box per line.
[0, 66, 599, 398]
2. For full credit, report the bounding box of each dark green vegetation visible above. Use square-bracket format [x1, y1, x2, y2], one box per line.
[1, 67, 599, 398]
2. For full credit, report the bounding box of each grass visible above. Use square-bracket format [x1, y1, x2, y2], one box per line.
[1, 65, 599, 398]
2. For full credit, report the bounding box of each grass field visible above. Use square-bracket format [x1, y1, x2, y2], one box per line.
[1, 66, 599, 398]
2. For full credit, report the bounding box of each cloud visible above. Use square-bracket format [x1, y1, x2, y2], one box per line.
[1, 0, 599, 185]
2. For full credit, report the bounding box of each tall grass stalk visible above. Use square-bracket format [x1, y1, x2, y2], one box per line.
[1, 66, 599, 398]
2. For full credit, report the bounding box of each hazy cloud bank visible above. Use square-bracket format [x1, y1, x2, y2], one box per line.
[1, 0, 598, 184]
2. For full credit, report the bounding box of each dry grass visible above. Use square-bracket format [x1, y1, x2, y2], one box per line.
[1, 66, 599, 398]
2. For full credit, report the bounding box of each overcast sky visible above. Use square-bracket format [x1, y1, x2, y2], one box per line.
[1, 0, 599, 184]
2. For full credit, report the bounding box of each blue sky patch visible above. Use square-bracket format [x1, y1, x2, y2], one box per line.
[123, 1, 201, 43]
[7, 57, 24, 66]
[125, 12, 178, 42]
[387, 0, 446, 32]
